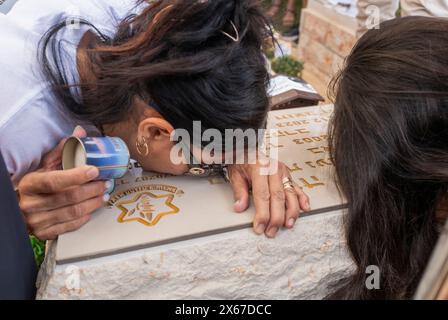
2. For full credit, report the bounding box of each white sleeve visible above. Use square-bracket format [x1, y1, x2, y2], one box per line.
[0, 93, 76, 186]
[0, 0, 143, 185]
[7, 0, 142, 36]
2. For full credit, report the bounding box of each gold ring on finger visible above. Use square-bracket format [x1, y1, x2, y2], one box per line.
[282, 177, 294, 190]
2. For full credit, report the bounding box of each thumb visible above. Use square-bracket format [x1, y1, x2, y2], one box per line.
[40, 125, 87, 171]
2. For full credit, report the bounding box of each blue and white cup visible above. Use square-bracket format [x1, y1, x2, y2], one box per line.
[62, 137, 130, 193]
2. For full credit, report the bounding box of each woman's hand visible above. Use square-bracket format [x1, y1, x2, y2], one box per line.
[227, 158, 310, 238]
[17, 127, 109, 240]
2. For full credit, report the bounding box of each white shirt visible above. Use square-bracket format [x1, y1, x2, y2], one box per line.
[0, 0, 141, 185]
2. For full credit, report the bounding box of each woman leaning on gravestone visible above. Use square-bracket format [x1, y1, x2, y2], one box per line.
[0, 0, 310, 241]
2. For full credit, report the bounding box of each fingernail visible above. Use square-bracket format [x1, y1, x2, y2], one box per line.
[266, 227, 278, 238]
[287, 218, 296, 228]
[73, 125, 84, 136]
[86, 167, 99, 179]
[105, 180, 113, 190]
[234, 200, 242, 212]
[103, 193, 111, 202]
[254, 224, 266, 235]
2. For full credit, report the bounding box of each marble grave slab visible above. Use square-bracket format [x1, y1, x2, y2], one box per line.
[56, 104, 346, 264]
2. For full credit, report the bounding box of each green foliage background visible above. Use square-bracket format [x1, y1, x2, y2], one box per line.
[30, 236, 45, 268]
[271, 55, 304, 77]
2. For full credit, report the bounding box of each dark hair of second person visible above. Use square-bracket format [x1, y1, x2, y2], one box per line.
[327, 16, 448, 299]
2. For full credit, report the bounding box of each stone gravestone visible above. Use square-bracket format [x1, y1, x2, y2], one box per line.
[37, 105, 353, 299]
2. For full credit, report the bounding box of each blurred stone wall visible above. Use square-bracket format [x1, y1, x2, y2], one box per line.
[297, 0, 358, 100]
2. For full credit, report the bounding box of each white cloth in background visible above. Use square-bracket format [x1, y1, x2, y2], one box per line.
[313, 0, 359, 17]
[0, 0, 19, 14]
[400, 0, 448, 17]
[357, 0, 448, 35]
[0, 0, 141, 185]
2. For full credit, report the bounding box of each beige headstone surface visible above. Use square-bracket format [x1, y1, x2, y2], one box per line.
[267, 104, 344, 212]
[56, 174, 255, 264]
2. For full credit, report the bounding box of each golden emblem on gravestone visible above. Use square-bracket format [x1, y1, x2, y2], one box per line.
[116, 191, 180, 226]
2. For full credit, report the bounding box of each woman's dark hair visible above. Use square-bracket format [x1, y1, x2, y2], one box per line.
[39, 0, 272, 137]
[327, 16, 448, 299]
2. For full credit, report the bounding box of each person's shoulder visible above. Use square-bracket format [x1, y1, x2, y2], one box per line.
[7, 0, 141, 35]
[0, 93, 75, 185]
[0, 15, 46, 125]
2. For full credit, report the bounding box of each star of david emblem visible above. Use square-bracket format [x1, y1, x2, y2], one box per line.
[116, 191, 180, 226]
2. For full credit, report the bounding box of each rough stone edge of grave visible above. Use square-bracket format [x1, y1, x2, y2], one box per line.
[36, 211, 354, 300]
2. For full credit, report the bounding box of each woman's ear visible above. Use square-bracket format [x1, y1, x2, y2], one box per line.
[138, 117, 174, 142]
